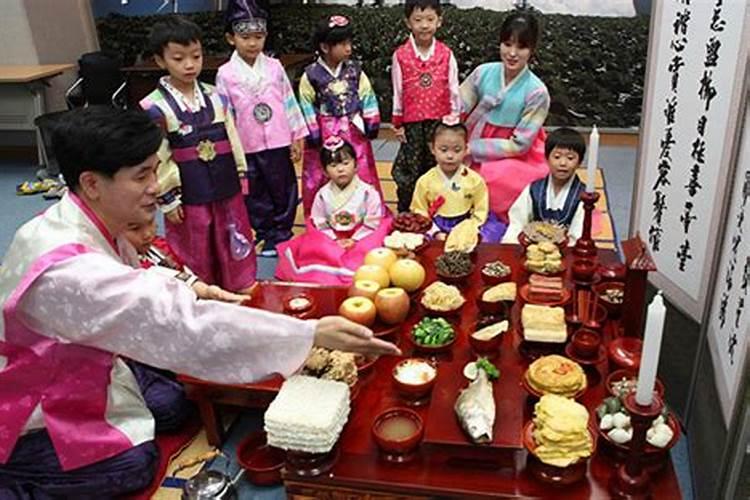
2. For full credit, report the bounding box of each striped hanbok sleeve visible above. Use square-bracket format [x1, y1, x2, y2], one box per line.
[469, 86, 549, 161]
[281, 68, 309, 142]
[358, 71, 380, 139]
[298, 72, 321, 145]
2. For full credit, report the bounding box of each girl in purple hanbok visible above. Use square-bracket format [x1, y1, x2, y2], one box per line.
[298, 14, 382, 215]
[276, 137, 392, 285]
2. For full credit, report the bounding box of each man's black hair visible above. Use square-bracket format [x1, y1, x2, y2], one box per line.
[545, 127, 586, 160]
[53, 106, 163, 192]
[148, 15, 203, 57]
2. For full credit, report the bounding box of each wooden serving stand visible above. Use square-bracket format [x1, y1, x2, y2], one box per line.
[178, 242, 682, 499]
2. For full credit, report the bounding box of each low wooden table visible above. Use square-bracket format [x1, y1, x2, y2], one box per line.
[179, 242, 683, 498]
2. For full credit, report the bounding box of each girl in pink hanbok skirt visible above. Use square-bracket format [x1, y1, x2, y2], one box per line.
[276, 137, 392, 285]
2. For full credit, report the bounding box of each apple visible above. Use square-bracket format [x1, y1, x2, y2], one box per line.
[348, 279, 381, 300]
[353, 264, 390, 289]
[339, 296, 377, 327]
[364, 247, 398, 271]
[374, 287, 410, 325]
[389, 259, 426, 293]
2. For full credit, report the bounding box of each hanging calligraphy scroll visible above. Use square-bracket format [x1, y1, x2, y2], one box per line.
[632, 0, 750, 320]
[706, 103, 750, 423]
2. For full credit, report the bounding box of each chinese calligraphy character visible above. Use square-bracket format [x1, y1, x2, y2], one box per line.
[727, 332, 737, 364]
[710, 7, 725, 32]
[664, 96, 677, 125]
[691, 137, 706, 164]
[697, 115, 707, 136]
[670, 37, 687, 52]
[654, 191, 667, 226]
[673, 9, 691, 36]
[685, 164, 702, 197]
[680, 201, 697, 233]
[649, 224, 663, 252]
[704, 37, 721, 67]
[668, 55, 685, 92]
[719, 291, 729, 328]
[699, 70, 717, 112]
[660, 128, 676, 160]
[677, 239, 693, 271]
[654, 164, 672, 190]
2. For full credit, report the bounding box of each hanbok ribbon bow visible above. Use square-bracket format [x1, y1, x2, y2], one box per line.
[441, 113, 461, 126]
[323, 136, 345, 152]
[328, 15, 350, 28]
[428, 195, 446, 218]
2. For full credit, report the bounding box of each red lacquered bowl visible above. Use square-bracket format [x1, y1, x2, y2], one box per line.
[372, 407, 424, 460]
[605, 369, 665, 399]
[419, 290, 465, 317]
[435, 265, 474, 287]
[469, 328, 504, 357]
[236, 431, 285, 486]
[608, 337, 643, 372]
[598, 412, 680, 464]
[522, 420, 597, 486]
[592, 281, 625, 318]
[410, 326, 457, 353]
[571, 259, 598, 282]
[570, 328, 602, 359]
[392, 358, 438, 399]
[283, 293, 316, 318]
[477, 288, 510, 315]
[480, 264, 513, 286]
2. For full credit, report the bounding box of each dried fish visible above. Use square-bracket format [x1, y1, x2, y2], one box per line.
[454, 368, 495, 444]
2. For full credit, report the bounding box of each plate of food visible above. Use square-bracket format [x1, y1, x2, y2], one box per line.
[392, 212, 432, 234]
[522, 354, 587, 399]
[444, 219, 480, 254]
[519, 220, 569, 247]
[480, 260, 512, 285]
[435, 251, 474, 286]
[520, 275, 571, 306]
[420, 281, 465, 316]
[410, 317, 457, 353]
[524, 242, 565, 275]
[520, 304, 569, 344]
[384, 230, 428, 257]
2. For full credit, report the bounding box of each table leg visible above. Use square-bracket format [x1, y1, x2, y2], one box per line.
[28, 81, 46, 168]
[195, 394, 225, 446]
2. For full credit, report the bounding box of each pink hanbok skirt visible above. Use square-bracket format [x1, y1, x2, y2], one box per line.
[275, 215, 393, 286]
[301, 116, 383, 215]
[165, 193, 257, 291]
[473, 125, 548, 223]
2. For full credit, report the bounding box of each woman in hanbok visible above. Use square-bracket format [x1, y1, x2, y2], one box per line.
[276, 137, 392, 285]
[460, 12, 550, 223]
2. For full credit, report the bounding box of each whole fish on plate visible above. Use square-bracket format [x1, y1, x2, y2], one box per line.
[454, 368, 495, 444]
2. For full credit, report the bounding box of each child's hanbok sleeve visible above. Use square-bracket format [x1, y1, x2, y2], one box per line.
[281, 69, 309, 142]
[469, 87, 550, 161]
[358, 71, 380, 139]
[311, 191, 337, 240]
[390, 52, 404, 129]
[409, 174, 431, 218]
[298, 73, 320, 145]
[471, 177, 489, 225]
[448, 52, 461, 116]
[155, 139, 183, 214]
[352, 189, 384, 241]
[502, 185, 533, 244]
[568, 202, 585, 245]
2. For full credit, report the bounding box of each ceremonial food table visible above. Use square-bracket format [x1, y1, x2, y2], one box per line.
[179, 242, 682, 499]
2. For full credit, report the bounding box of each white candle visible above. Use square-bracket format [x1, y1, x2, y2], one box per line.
[635, 292, 667, 406]
[586, 125, 599, 193]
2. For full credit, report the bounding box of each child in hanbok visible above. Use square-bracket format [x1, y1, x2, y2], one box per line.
[391, 0, 460, 213]
[123, 216, 251, 302]
[410, 117, 505, 242]
[503, 127, 587, 244]
[460, 12, 549, 223]
[140, 15, 256, 293]
[275, 137, 392, 285]
[216, 0, 308, 257]
[298, 14, 382, 214]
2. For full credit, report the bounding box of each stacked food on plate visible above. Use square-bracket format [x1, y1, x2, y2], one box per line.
[527, 274, 564, 302]
[521, 304, 567, 342]
[265, 376, 350, 453]
[525, 355, 586, 398]
[532, 394, 593, 467]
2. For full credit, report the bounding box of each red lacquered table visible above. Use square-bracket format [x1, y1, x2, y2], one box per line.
[178, 242, 683, 499]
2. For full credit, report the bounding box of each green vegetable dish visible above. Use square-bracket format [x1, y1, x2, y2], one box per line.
[476, 357, 500, 380]
[412, 317, 455, 346]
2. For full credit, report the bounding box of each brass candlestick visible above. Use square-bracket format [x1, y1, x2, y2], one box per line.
[572, 191, 600, 259]
[609, 392, 665, 499]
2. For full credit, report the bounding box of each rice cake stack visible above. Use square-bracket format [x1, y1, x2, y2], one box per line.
[525, 354, 587, 398]
[532, 394, 593, 467]
[264, 375, 350, 453]
[521, 304, 567, 343]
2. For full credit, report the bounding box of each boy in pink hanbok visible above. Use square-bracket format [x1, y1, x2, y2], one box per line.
[391, 0, 460, 213]
[276, 137, 392, 285]
[216, 0, 308, 257]
[298, 14, 382, 215]
[140, 15, 256, 292]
